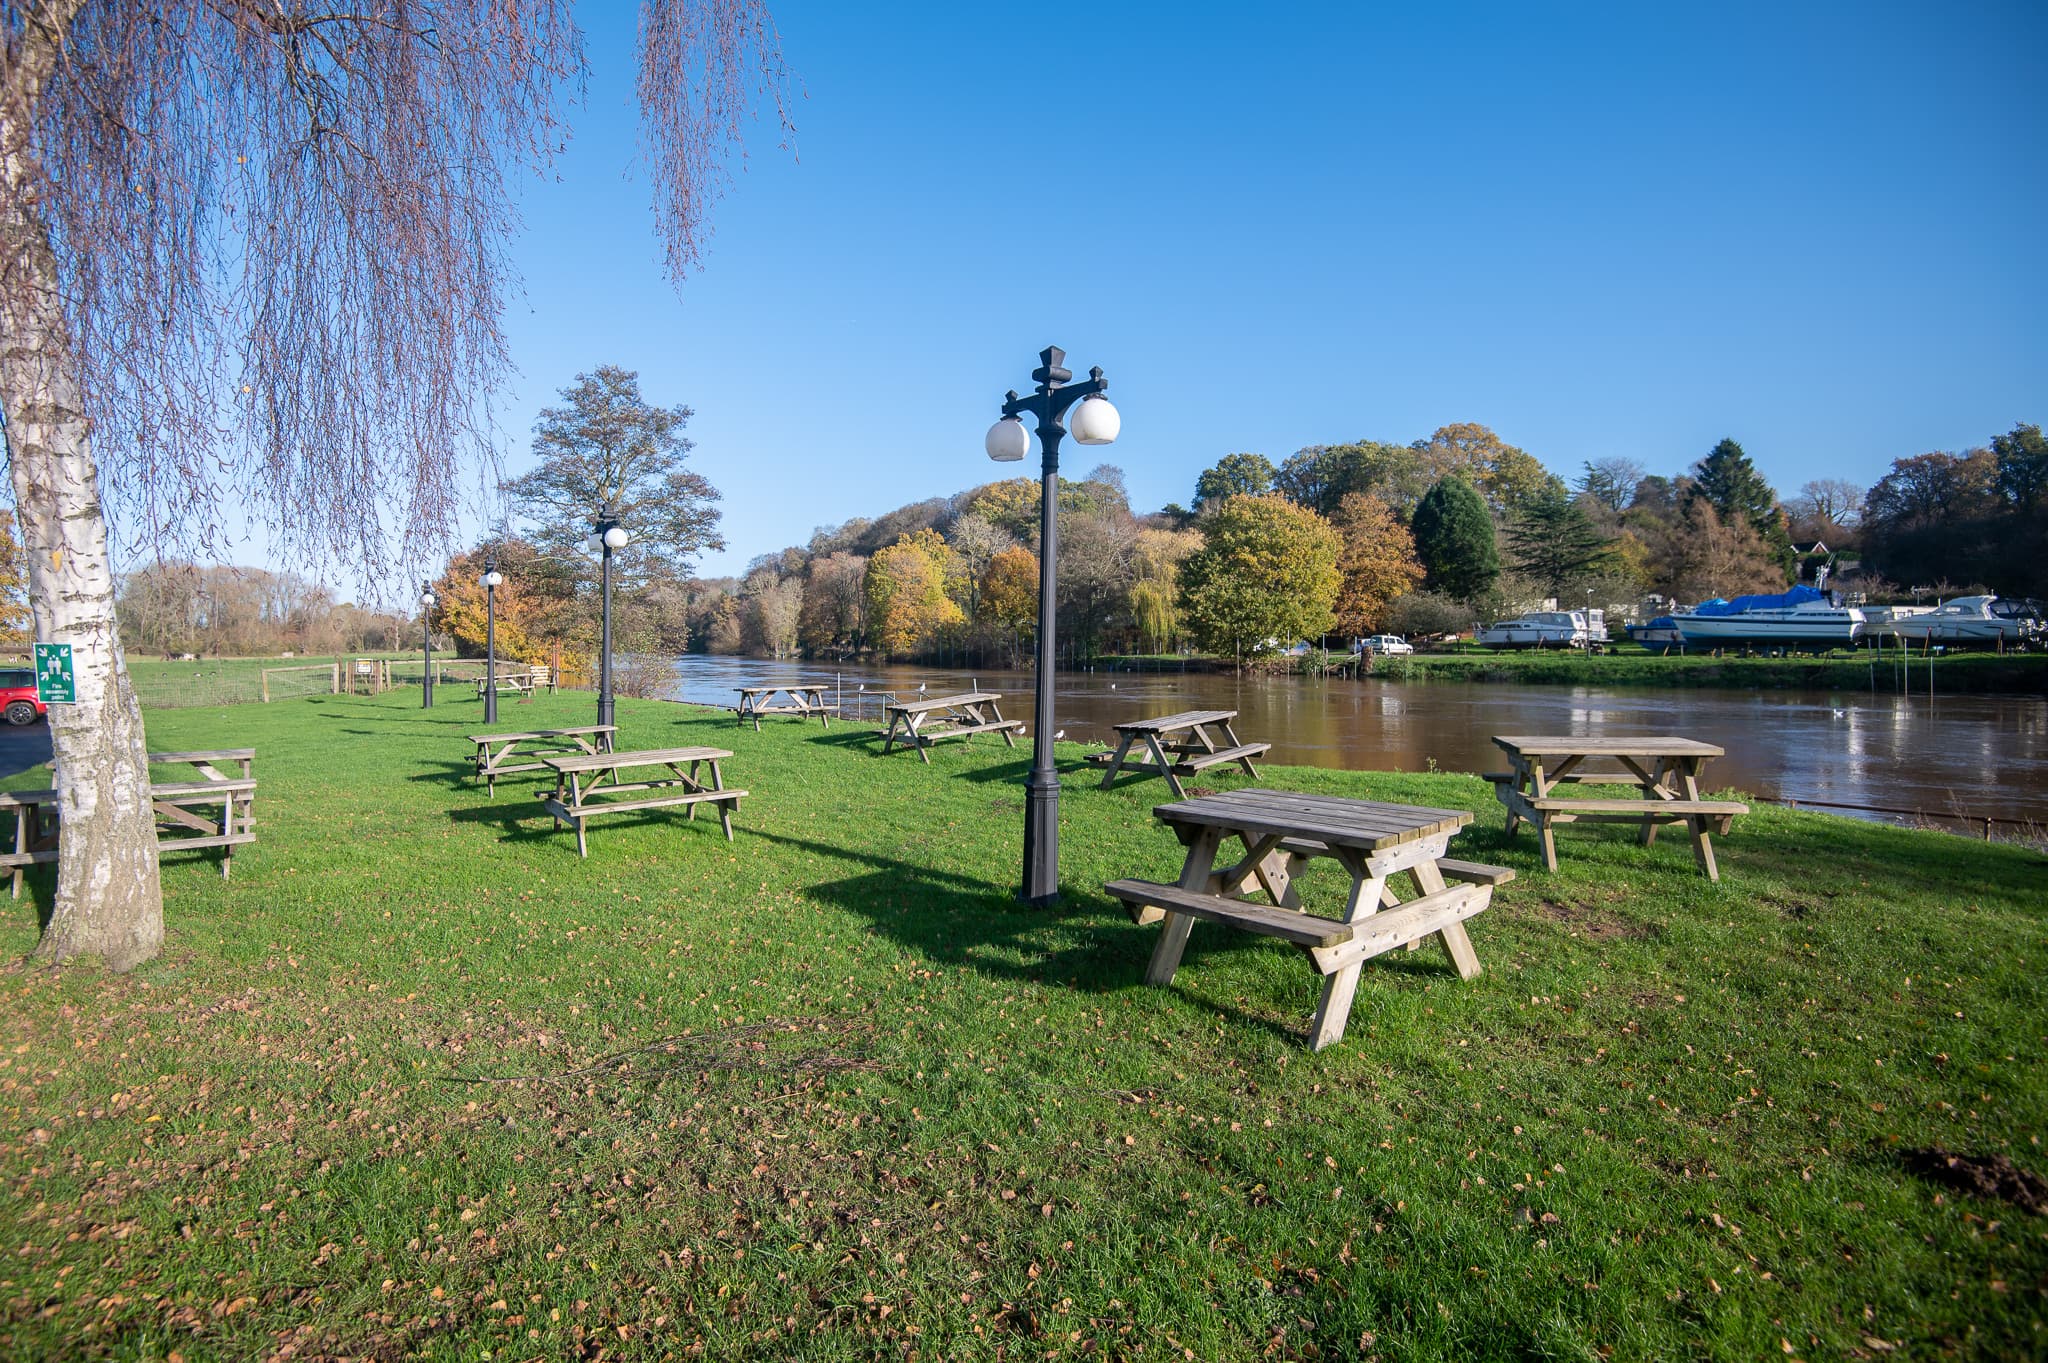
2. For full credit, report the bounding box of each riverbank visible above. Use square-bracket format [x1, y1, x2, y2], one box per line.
[1102, 648, 2048, 694]
[3, 691, 2042, 1359]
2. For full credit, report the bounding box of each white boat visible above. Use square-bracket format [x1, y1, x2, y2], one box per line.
[1476, 610, 1606, 649]
[1673, 587, 1863, 647]
[1880, 595, 2040, 646]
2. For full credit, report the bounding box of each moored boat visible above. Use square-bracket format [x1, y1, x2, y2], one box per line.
[1878, 595, 2041, 646]
[1476, 609, 1607, 649]
[1673, 586, 1864, 647]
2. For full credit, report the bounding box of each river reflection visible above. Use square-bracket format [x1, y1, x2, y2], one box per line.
[660, 655, 2048, 828]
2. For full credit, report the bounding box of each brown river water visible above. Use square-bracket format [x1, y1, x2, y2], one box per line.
[664, 656, 2048, 831]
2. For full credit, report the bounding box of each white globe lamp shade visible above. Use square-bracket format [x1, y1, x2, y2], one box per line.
[985, 416, 1029, 463]
[603, 525, 631, 551]
[482, 570, 503, 588]
[420, 590, 436, 606]
[1070, 394, 1120, 446]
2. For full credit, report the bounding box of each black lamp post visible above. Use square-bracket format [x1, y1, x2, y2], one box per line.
[588, 508, 630, 729]
[481, 552, 504, 725]
[985, 345, 1120, 906]
[419, 583, 437, 708]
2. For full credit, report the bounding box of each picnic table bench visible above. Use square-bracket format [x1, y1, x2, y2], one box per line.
[538, 746, 746, 858]
[1107, 788, 1511, 1050]
[735, 685, 838, 731]
[1489, 734, 1750, 880]
[470, 724, 616, 797]
[881, 692, 1023, 763]
[1086, 709, 1270, 797]
[1, 747, 259, 894]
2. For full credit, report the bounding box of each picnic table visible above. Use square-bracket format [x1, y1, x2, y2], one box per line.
[1489, 735, 1750, 880]
[538, 746, 746, 858]
[473, 665, 552, 703]
[470, 724, 616, 797]
[1, 747, 259, 893]
[735, 684, 838, 731]
[1107, 788, 1512, 1050]
[1085, 709, 1270, 797]
[881, 692, 1023, 763]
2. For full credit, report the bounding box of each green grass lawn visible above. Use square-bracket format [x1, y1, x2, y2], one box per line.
[2, 690, 2043, 1360]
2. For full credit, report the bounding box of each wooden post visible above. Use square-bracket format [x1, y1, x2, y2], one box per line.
[331, 663, 340, 694]
[260, 669, 270, 703]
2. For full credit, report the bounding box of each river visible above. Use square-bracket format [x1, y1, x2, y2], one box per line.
[660, 655, 2048, 831]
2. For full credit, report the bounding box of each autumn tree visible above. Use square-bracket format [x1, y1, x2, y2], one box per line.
[505, 366, 726, 578]
[864, 531, 963, 658]
[980, 546, 1040, 662]
[0, 1, 789, 969]
[1652, 502, 1782, 602]
[1178, 495, 1339, 668]
[427, 545, 546, 664]
[1410, 424, 1553, 516]
[1330, 493, 1425, 637]
[797, 553, 867, 657]
[1410, 476, 1500, 601]
[0, 510, 28, 642]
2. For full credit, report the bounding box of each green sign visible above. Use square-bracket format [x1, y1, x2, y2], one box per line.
[33, 643, 75, 705]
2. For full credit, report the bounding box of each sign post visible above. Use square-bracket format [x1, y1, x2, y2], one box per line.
[33, 643, 76, 706]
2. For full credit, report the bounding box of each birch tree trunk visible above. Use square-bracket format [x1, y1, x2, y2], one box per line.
[1, 58, 165, 971]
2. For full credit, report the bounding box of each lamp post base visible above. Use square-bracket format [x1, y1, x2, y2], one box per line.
[1020, 773, 1060, 907]
[598, 695, 614, 729]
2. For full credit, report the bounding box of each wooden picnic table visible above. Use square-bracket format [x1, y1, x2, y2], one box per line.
[735, 684, 838, 731]
[881, 692, 1023, 763]
[1107, 788, 1512, 1050]
[1489, 734, 1750, 880]
[1, 747, 259, 893]
[538, 746, 746, 858]
[1086, 708, 1271, 797]
[470, 724, 617, 798]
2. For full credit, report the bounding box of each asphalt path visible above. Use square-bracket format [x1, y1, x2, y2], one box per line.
[0, 717, 52, 780]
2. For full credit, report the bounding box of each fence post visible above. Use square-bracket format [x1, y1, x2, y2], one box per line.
[261, 669, 270, 703]
[331, 663, 340, 695]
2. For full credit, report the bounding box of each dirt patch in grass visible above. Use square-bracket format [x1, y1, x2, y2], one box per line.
[1528, 896, 1650, 943]
[1900, 1147, 2048, 1215]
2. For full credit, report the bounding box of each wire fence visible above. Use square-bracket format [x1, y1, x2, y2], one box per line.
[1751, 793, 2044, 845]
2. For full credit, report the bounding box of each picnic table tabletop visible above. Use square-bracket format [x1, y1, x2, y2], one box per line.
[1492, 734, 1725, 759]
[543, 745, 733, 774]
[736, 684, 829, 697]
[885, 690, 1003, 715]
[1113, 709, 1239, 733]
[1153, 788, 1469, 852]
[470, 724, 616, 744]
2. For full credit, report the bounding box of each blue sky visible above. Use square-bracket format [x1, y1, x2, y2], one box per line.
[481, 0, 2045, 581]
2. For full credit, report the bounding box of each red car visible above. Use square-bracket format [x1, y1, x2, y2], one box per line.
[0, 667, 48, 726]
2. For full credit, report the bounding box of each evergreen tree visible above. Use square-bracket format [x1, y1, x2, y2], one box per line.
[1410, 475, 1499, 600]
[1690, 438, 1791, 569]
[1505, 481, 1612, 594]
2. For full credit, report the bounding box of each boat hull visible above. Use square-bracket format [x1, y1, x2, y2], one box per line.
[1675, 612, 1863, 646]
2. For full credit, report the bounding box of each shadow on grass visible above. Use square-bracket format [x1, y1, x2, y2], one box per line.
[406, 759, 481, 791]
[753, 829, 1151, 995]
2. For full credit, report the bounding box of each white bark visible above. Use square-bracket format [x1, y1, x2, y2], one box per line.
[2, 23, 165, 972]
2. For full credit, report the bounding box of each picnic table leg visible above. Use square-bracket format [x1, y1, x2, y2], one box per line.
[1412, 859, 1481, 979]
[711, 759, 736, 842]
[911, 713, 932, 764]
[1219, 721, 1262, 781]
[570, 770, 589, 858]
[1637, 757, 1673, 847]
[1146, 829, 1221, 987]
[1678, 759, 1720, 881]
[992, 703, 1018, 748]
[684, 761, 701, 820]
[1146, 733, 1186, 800]
[1096, 732, 1137, 789]
[1527, 758, 1560, 871]
[1308, 853, 1388, 1051]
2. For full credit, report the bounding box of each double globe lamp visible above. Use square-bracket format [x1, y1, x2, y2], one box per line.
[981, 346, 1120, 906]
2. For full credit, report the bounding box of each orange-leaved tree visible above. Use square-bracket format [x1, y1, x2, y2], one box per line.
[864, 531, 963, 659]
[1331, 492, 1424, 637]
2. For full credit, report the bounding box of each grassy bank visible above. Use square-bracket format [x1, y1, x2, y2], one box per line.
[1368, 648, 2048, 694]
[2, 691, 2043, 1360]
[1103, 649, 2048, 694]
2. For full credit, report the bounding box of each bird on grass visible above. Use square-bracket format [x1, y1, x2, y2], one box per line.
[1053, 729, 1066, 740]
